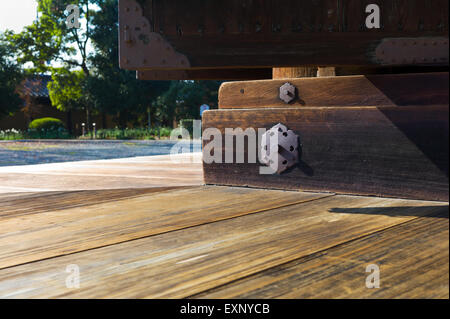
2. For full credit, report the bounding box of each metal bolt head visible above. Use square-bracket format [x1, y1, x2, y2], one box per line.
[279, 82, 297, 104]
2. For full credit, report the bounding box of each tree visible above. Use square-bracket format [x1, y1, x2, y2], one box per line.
[48, 68, 86, 112]
[154, 80, 221, 127]
[0, 32, 23, 119]
[10, 0, 95, 129]
[86, 0, 169, 129]
[7, 0, 220, 131]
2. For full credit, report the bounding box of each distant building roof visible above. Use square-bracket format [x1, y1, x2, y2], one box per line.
[20, 75, 52, 98]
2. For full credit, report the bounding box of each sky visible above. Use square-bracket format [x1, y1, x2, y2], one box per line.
[0, 0, 38, 33]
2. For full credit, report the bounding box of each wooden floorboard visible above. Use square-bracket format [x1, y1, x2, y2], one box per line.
[0, 187, 187, 219]
[0, 186, 329, 270]
[0, 193, 445, 298]
[194, 210, 449, 299]
[0, 153, 203, 193]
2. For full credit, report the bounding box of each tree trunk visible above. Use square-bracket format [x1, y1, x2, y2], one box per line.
[117, 111, 127, 129]
[147, 106, 152, 130]
[67, 110, 73, 135]
[102, 112, 107, 129]
[85, 107, 91, 134]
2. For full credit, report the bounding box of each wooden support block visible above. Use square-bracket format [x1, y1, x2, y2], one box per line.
[202, 105, 449, 201]
[219, 72, 449, 109]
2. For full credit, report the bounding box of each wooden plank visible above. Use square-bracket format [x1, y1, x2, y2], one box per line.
[0, 195, 445, 298]
[0, 192, 39, 200]
[195, 210, 449, 299]
[219, 73, 449, 109]
[0, 153, 203, 193]
[0, 186, 329, 269]
[202, 105, 449, 201]
[0, 187, 187, 220]
[121, 0, 449, 71]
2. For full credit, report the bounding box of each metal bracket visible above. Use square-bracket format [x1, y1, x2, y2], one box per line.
[119, 0, 190, 70]
[375, 37, 449, 66]
[260, 123, 300, 175]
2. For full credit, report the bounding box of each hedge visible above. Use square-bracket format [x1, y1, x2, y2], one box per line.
[29, 117, 65, 131]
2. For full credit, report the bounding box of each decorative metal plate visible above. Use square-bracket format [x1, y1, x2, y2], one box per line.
[119, 0, 190, 70]
[260, 123, 300, 175]
[375, 37, 449, 66]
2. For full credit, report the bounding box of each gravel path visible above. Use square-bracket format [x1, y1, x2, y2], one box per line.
[0, 140, 200, 166]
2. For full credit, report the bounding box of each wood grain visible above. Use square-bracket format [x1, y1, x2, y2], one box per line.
[195, 210, 449, 299]
[0, 153, 203, 193]
[137, 68, 272, 80]
[202, 105, 449, 201]
[0, 194, 445, 298]
[272, 67, 318, 79]
[0, 187, 187, 220]
[138, 0, 449, 68]
[0, 186, 329, 269]
[219, 73, 449, 109]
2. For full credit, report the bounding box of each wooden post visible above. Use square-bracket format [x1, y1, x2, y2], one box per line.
[317, 67, 336, 77]
[272, 67, 317, 79]
[273, 67, 336, 79]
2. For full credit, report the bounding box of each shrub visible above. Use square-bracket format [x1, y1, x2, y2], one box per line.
[95, 127, 172, 140]
[0, 129, 25, 140]
[158, 127, 172, 137]
[27, 118, 69, 139]
[29, 117, 65, 132]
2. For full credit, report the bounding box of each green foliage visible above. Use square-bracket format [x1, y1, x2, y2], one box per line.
[26, 129, 71, 139]
[0, 33, 23, 119]
[48, 68, 86, 112]
[9, 0, 93, 74]
[154, 81, 221, 126]
[179, 119, 195, 137]
[28, 117, 70, 139]
[29, 117, 65, 131]
[96, 127, 172, 140]
[0, 129, 25, 140]
[3, 0, 221, 135]
[86, 0, 170, 128]
[0, 126, 71, 140]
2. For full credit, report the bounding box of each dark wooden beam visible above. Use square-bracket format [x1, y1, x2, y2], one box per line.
[120, 0, 449, 72]
[137, 68, 272, 80]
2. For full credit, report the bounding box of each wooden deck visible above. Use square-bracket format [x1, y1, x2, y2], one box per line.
[0, 153, 203, 193]
[0, 155, 448, 298]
